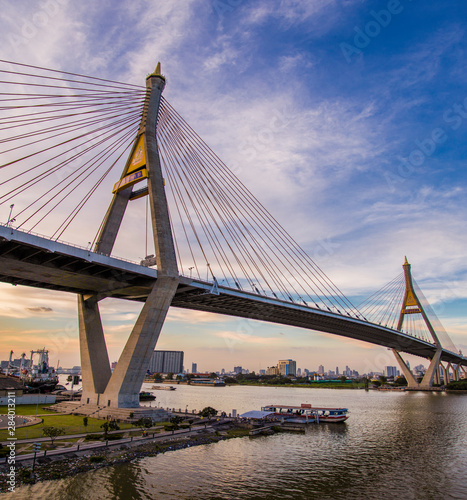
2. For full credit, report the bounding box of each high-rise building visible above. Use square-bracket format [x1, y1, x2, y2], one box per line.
[318, 365, 325, 374]
[191, 362, 197, 374]
[336, 367, 339, 375]
[234, 366, 242, 374]
[266, 366, 279, 376]
[278, 359, 297, 376]
[384, 366, 397, 377]
[148, 350, 184, 374]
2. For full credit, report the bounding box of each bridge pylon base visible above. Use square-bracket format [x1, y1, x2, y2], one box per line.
[78, 276, 179, 409]
[419, 348, 442, 389]
[392, 348, 443, 390]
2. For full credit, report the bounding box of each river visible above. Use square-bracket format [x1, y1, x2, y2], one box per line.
[4, 384, 467, 499]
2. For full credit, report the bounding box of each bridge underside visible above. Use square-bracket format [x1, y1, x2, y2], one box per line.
[0, 227, 465, 367]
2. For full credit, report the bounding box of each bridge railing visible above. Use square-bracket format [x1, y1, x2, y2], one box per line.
[0, 222, 140, 266]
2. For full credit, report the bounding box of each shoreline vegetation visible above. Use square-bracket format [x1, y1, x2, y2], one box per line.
[161, 372, 408, 389]
[445, 379, 467, 391]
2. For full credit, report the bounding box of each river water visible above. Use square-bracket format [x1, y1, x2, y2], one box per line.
[5, 384, 467, 499]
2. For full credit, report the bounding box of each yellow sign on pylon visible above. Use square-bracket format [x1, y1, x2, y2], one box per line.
[405, 290, 417, 307]
[401, 284, 421, 314]
[126, 136, 146, 174]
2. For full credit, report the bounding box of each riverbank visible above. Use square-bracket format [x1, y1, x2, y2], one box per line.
[0, 422, 247, 492]
[226, 381, 367, 389]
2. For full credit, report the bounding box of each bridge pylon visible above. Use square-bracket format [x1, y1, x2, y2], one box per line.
[393, 257, 443, 389]
[79, 64, 179, 410]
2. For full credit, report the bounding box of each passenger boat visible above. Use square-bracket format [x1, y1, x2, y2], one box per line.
[151, 385, 176, 391]
[260, 403, 349, 423]
[139, 391, 156, 401]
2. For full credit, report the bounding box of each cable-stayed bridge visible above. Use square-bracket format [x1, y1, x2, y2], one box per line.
[0, 61, 465, 412]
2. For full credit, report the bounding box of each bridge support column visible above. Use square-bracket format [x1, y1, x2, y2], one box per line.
[452, 364, 459, 382]
[447, 363, 453, 383]
[419, 349, 442, 389]
[461, 366, 467, 379]
[392, 349, 419, 388]
[441, 363, 449, 385]
[101, 275, 179, 408]
[78, 295, 112, 405]
[434, 366, 440, 385]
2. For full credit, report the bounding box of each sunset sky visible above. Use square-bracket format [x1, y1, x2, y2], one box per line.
[0, 1, 466, 374]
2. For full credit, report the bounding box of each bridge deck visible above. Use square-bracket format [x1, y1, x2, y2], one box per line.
[0, 226, 464, 366]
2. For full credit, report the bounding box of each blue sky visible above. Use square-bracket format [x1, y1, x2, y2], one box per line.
[0, 0, 466, 373]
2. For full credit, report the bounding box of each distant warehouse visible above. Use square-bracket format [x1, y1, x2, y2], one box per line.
[148, 350, 184, 374]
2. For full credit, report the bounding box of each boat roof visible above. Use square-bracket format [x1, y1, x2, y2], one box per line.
[262, 404, 348, 411]
[239, 410, 276, 419]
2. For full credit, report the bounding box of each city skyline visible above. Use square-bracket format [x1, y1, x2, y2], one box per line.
[0, 1, 466, 374]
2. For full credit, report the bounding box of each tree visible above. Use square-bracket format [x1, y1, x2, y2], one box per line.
[132, 417, 153, 432]
[170, 416, 184, 425]
[199, 407, 217, 419]
[42, 426, 65, 447]
[166, 372, 174, 380]
[152, 373, 162, 381]
[83, 417, 88, 429]
[340, 376, 347, 383]
[101, 420, 119, 439]
[101, 421, 110, 439]
[394, 376, 407, 386]
[379, 375, 387, 385]
[209, 372, 217, 379]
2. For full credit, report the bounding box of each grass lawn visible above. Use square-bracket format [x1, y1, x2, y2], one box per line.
[0, 413, 134, 441]
[0, 404, 56, 416]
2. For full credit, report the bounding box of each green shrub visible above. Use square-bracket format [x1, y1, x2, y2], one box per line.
[90, 455, 105, 463]
[84, 434, 102, 441]
[105, 433, 124, 441]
